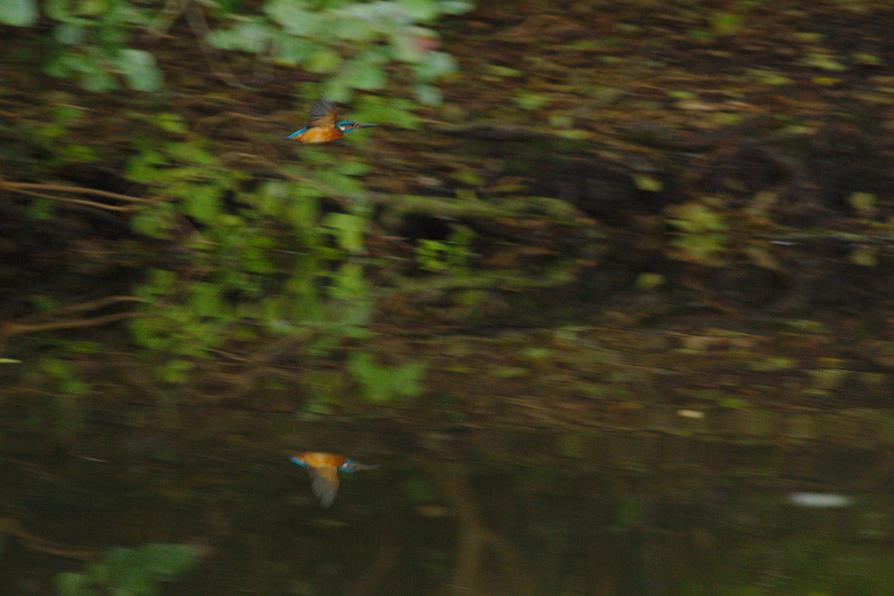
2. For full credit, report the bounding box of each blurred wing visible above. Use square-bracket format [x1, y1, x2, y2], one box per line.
[307, 99, 337, 128]
[308, 468, 340, 507]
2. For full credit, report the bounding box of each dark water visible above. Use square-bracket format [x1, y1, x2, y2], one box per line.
[3, 411, 893, 595]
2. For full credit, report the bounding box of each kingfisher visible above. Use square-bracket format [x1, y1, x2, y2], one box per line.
[284, 100, 378, 144]
[290, 452, 378, 507]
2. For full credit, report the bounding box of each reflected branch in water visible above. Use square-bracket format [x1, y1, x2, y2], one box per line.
[424, 460, 531, 596]
[0, 517, 102, 561]
[349, 502, 404, 596]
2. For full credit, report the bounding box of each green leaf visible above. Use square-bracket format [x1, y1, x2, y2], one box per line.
[80, 65, 116, 93]
[207, 21, 272, 52]
[399, 0, 438, 20]
[273, 35, 313, 65]
[330, 262, 367, 301]
[0, 0, 38, 26]
[414, 83, 441, 106]
[140, 543, 199, 577]
[45, 53, 79, 77]
[315, 169, 366, 199]
[54, 572, 90, 596]
[117, 49, 163, 92]
[849, 191, 876, 215]
[348, 354, 426, 403]
[54, 23, 84, 44]
[105, 546, 140, 571]
[633, 174, 662, 192]
[415, 51, 456, 80]
[156, 113, 187, 134]
[392, 363, 425, 397]
[337, 160, 371, 177]
[166, 141, 216, 165]
[129, 318, 164, 349]
[190, 282, 223, 317]
[0, 358, 21, 364]
[514, 91, 550, 111]
[441, 0, 473, 14]
[635, 272, 664, 290]
[183, 188, 221, 224]
[324, 213, 365, 254]
[340, 51, 387, 91]
[851, 246, 877, 267]
[710, 11, 742, 35]
[355, 96, 420, 129]
[346, 64, 386, 91]
[305, 48, 342, 74]
[264, 0, 317, 35]
[803, 52, 847, 72]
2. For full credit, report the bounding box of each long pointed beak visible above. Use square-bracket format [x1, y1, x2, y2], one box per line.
[357, 123, 378, 128]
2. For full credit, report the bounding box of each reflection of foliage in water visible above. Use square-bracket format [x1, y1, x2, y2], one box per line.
[56, 543, 200, 596]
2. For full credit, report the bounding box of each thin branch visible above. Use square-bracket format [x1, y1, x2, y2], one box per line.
[5, 188, 137, 212]
[0, 181, 155, 204]
[2, 312, 143, 338]
[51, 295, 147, 316]
[0, 518, 102, 561]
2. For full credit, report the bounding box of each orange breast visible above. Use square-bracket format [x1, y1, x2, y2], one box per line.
[298, 127, 342, 144]
[297, 452, 347, 468]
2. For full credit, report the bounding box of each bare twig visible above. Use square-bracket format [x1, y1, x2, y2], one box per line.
[0, 296, 148, 349]
[4, 188, 137, 212]
[0, 518, 102, 561]
[0, 181, 155, 204]
[2, 312, 143, 338]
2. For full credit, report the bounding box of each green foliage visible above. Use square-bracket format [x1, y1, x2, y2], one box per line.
[633, 174, 663, 192]
[667, 202, 728, 266]
[850, 246, 877, 267]
[208, 0, 472, 103]
[39, 0, 163, 92]
[415, 226, 474, 272]
[514, 91, 550, 111]
[710, 11, 743, 36]
[127, 137, 243, 236]
[26, 100, 101, 167]
[55, 543, 200, 596]
[347, 353, 426, 403]
[124, 123, 378, 375]
[848, 192, 876, 216]
[14, 0, 467, 100]
[40, 358, 89, 396]
[635, 272, 664, 290]
[802, 51, 847, 72]
[0, 0, 38, 26]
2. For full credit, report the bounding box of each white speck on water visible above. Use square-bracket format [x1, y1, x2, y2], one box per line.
[788, 492, 853, 508]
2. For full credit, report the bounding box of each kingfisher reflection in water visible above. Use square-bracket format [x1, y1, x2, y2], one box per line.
[290, 452, 378, 507]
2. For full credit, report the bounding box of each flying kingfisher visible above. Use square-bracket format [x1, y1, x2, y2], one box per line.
[284, 100, 378, 144]
[290, 452, 378, 507]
